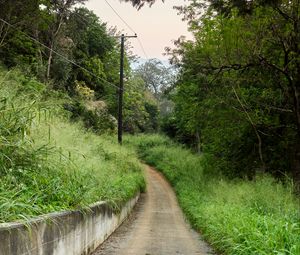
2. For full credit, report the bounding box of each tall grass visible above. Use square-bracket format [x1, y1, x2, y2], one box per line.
[0, 67, 144, 223]
[125, 134, 300, 255]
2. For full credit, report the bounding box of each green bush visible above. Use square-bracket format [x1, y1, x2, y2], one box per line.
[64, 100, 116, 134]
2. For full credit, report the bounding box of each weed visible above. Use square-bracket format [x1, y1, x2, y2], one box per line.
[0, 67, 144, 223]
[125, 134, 300, 255]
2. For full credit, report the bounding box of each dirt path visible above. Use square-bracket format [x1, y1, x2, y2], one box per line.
[92, 165, 213, 255]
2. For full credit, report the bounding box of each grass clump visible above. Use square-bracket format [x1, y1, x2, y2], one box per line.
[0, 67, 144, 223]
[125, 134, 300, 255]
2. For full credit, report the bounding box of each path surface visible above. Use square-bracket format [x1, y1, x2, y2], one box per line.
[92, 166, 213, 255]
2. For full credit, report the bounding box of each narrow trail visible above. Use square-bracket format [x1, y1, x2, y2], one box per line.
[92, 165, 213, 255]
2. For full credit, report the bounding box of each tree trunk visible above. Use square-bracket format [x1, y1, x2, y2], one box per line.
[46, 42, 53, 80]
[292, 84, 300, 190]
[0, 22, 9, 48]
[232, 86, 266, 171]
[46, 12, 64, 81]
[293, 135, 300, 192]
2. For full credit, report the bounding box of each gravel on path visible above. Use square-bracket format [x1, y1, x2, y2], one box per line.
[92, 165, 213, 255]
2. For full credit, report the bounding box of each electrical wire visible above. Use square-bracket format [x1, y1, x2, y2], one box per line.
[0, 17, 121, 90]
[137, 38, 149, 59]
[103, 0, 150, 60]
[104, 0, 136, 35]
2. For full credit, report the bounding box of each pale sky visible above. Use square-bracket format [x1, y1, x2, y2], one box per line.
[84, 0, 191, 60]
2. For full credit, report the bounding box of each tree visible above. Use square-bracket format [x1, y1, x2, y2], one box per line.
[123, 75, 149, 133]
[66, 7, 117, 94]
[120, 0, 162, 9]
[39, 0, 87, 79]
[0, 0, 41, 67]
[209, 0, 281, 15]
[134, 59, 173, 98]
[165, 0, 300, 184]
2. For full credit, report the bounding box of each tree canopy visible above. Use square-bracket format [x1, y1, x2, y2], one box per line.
[161, 0, 300, 185]
[0, 0, 160, 135]
[120, 0, 161, 9]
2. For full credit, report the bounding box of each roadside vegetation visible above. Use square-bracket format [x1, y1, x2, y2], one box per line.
[0, 0, 160, 223]
[1, 1, 300, 254]
[0, 67, 144, 223]
[125, 134, 300, 255]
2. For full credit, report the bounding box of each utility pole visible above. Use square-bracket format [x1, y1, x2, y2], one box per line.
[118, 34, 137, 145]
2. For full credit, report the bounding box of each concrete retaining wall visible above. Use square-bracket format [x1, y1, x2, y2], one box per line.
[0, 194, 139, 255]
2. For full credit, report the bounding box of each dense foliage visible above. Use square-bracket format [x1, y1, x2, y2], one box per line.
[126, 134, 300, 255]
[0, 0, 160, 134]
[162, 0, 300, 184]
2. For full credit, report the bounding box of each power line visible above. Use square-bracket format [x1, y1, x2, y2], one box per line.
[103, 0, 150, 60]
[137, 38, 149, 59]
[104, 0, 136, 34]
[71, 8, 149, 61]
[0, 17, 120, 90]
